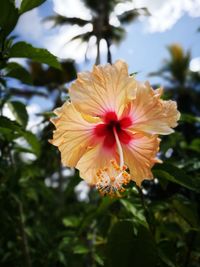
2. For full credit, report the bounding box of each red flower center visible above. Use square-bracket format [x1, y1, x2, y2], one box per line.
[94, 111, 132, 148]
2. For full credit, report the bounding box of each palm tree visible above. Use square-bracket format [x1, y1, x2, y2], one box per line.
[150, 44, 200, 140]
[150, 44, 191, 88]
[47, 0, 149, 64]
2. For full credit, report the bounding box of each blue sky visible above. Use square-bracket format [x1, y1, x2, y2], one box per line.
[14, 0, 200, 85]
[116, 15, 200, 83]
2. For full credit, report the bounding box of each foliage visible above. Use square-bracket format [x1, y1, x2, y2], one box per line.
[0, 1, 200, 267]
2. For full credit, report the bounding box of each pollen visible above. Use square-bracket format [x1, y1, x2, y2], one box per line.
[95, 160, 131, 197]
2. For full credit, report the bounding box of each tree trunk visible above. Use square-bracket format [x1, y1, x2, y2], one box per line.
[95, 37, 101, 65]
[106, 38, 112, 64]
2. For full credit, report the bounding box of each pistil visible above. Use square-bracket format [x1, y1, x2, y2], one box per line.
[113, 126, 124, 168]
[96, 160, 130, 197]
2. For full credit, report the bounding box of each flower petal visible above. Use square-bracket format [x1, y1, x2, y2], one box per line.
[76, 144, 117, 185]
[122, 133, 160, 186]
[69, 60, 136, 117]
[124, 81, 180, 135]
[49, 102, 95, 167]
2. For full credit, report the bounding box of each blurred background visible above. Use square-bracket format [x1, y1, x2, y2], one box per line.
[0, 0, 200, 266]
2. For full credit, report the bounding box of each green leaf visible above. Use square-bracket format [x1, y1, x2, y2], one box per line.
[0, 116, 22, 141]
[0, 0, 18, 37]
[0, 116, 22, 131]
[153, 163, 200, 192]
[36, 111, 55, 119]
[96, 197, 116, 215]
[172, 195, 199, 228]
[20, 0, 46, 14]
[8, 101, 28, 128]
[180, 113, 200, 123]
[5, 62, 32, 84]
[22, 131, 41, 157]
[73, 245, 89, 255]
[13, 145, 37, 155]
[57, 251, 67, 265]
[120, 199, 147, 226]
[62, 217, 80, 228]
[0, 116, 40, 156]
[106, 221, 157, 267]
[9, 42, 61, 69]
[189, 138, 200, 153]
[94, 253, 104, 266]
[129, 72, 138, 76]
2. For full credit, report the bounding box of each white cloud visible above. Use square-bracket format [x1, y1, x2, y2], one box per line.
[53, 0, 91, 19]
[114, 2, 135, 15]
[45, 23, 94, 61]
[115, 0, 200, 32]
[190, 57, 200, 72]
[133, 0, 200, 32]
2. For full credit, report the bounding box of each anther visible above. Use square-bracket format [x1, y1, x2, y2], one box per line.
[95, 160, 131, 197]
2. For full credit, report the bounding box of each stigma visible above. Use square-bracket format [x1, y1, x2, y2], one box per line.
[96, 160, 131, 197]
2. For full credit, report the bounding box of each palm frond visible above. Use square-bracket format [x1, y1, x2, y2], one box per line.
[67, 32, 93, 44]
[118, 7, 150, 24]
[45, 15, 90, 27]
[103, 26, 125, 43]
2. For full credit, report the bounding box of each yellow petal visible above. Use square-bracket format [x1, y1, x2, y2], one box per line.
[69, 60, 136, 117]
[122, 133, 160, 186]
[125, 81, 180, 135]
[76, 144, 117, 185]
[49, 102, 95, 167]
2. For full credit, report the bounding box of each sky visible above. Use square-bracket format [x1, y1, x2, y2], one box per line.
[14, 0, 200, 83]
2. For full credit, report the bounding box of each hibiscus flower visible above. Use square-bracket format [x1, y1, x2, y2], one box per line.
[50, 60, 180, 196]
